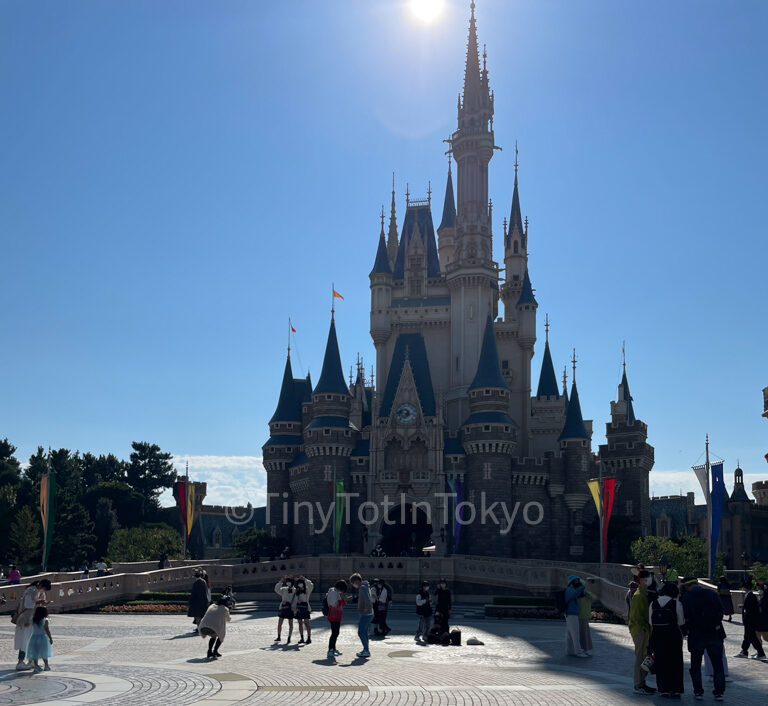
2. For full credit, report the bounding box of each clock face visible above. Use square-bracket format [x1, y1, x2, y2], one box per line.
[396, 403, 418, 425]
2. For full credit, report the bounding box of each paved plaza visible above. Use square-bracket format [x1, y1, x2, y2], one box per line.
[2, 608, 767, 705]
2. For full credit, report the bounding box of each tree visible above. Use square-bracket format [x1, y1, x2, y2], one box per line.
[93, 497, 120, 559]
[84, 481, 146, 528]
[0, 439, 22, 564]
[751, 562, 768, 583]
[233, 527, 280, 559]
[9, 506, 42, 569]
[79, 453, 127, 487]
[631, 534, 712, 578]
[127, 442, 176, 508]
[0, 438, 22, 487]
[107, 523, 183, 562]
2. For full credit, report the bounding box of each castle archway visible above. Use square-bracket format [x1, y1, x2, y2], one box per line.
[380, 503, 433, 557]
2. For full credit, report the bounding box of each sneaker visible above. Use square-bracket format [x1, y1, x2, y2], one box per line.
[213, 651, 222, 658]
[694, 694, 703, 701]
[749, 654, 764, 660]
[15, 662, 32, 671]
[634, 685, 656, 695]
[760, 656, 768, 663]
[298, 638, 305, 644]
[575, 652, 590, 658]
[356, 649, 370, 658]
[274, 637, 281, 642]
[33, 666, 43, 673]
[735, 651, 749, 658]
[286, 637, 291, 645]
[305, 638, 312, 645]
[583, 650, 592, 656]
[326, 650, 336, 660]
[206, 653, 213, 660]
[333, 649, 342, 656]
[714, 695, 723, 702]
[43, 666, 51, 672]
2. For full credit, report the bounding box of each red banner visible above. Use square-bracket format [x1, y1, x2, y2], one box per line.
[601, 477, 616, 563]
[176, 480, 188, 537]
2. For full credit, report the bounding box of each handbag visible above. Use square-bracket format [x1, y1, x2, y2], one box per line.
[640, 654, 656, 674]
[10, 603, 21, 625]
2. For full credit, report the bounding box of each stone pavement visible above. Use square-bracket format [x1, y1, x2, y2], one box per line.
[2, 609, 767, 705]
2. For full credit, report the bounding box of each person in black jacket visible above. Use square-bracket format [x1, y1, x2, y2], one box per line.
[734, 577, 766, 660]
[434, 579, 452, 634]
[680, 578, 726, 700]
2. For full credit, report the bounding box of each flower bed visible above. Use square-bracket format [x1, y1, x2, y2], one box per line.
[98, 603, 186, 614]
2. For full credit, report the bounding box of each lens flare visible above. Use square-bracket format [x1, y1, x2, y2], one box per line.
[410, 0, 444, 23]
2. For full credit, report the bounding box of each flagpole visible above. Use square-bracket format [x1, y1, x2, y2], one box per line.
[705, 434, 712, 579]
[185, 460, 190, 559]
[598, 461, 604, 564]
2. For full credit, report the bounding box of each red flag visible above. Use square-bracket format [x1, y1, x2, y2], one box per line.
[764, 452, 768, 463]
[601, 478, 616, 563]
[291, 324, 296, 333]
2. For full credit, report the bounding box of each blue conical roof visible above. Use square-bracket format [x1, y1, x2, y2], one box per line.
[270, 355, 302, 423]
[559, 381, 589, 440]
[516, 269, 537, 306]
[536, 340, 559, 398]
[508, 176, 523, 243]
[620, 369, 636, 424]
[313, 318, 349, 396]
[370, 228, 392, 276]
[469, 316, 509, 391]
[438, 168, 456, 230]
[303, 372, 312, 402]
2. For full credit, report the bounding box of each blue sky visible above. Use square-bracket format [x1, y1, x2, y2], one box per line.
[2, 0, 767, 507]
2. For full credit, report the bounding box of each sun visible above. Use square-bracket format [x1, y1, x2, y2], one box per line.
[409, 0, 444, 23]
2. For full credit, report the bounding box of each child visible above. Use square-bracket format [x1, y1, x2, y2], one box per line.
[198, 596, 233, 660]
[26, 606, 53, 672]
[326, 579, 348, 661]
[274, 576, 297, 643]
[294, 576, 314, 645]
[415, 581, 433, 643]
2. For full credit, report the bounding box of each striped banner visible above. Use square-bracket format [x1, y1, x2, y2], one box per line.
[40, 472, 56, 571]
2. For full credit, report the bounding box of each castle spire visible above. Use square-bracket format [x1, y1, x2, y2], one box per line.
[270, 354, 301, 423]
[371, 208, 393, 276]
[469, 316, 508, 390]
[313, 316, 348, 396]
[619, 367, 636, 425]
[516, 268, 537, 306]
[536, 315, 559, 398]
[462, 1, 483, 111]
[387, 172, 398, 267]
[509, 141, 523, 240]
[438, 159, 456, 230]
[559, 378, 589, 440]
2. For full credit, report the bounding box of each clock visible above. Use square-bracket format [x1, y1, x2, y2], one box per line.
[396, 403, 418, 425]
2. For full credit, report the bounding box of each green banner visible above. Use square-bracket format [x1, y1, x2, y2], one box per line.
[334, 480, 344, 554]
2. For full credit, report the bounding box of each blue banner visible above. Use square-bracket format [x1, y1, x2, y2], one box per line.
[447, 478, 463, 553]
[710, 462, 725, 577]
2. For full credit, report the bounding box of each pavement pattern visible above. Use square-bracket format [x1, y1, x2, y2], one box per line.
[2, 607, 767, 705]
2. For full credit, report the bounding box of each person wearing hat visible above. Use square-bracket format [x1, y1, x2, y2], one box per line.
[629, 569, 656, 694]
[649, 580, 685, 697]
[658, 557, 678, 585]
[415, 580, 433, 644]
[187, 569, 210, 633]
[564, 575, 589, 658]
[734, 576, 766, 660]
[679, 577, 726, 700]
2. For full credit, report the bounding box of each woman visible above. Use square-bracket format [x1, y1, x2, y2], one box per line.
[14, 579, 51, 671]
[373, 578, 391, 637]
[274, 576, 297, 643]
[577, 579, 596, 655]
[187, 569, 210, 632]
[199, 595, 233, 660]
[648, 581, 685, 697]
[415, 581, 433, 644]
[294, 576, 314, 645]
[326, 579, 347, 661]
[434, 579, 452, 635]
[717, 576, 734, 622]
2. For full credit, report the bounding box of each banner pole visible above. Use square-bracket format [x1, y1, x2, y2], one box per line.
[705, 434, 712, 579]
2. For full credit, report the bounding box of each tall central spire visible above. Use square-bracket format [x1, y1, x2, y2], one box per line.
[462, 2, 482, 109]
[387, 172, 398, 267]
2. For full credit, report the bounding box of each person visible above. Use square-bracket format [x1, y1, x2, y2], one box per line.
[95, 558, 108, 577]
[680, 577, 726, 701]
[274, 575, 297, 643]
[658, 556, 678, 585]
[755, 581, 768, 657]
[625, 580, 639, 618]
[371, 579, 384, 637]
[8, 564, 21, 584]
[80, 568, 90, 580]
[326, 579, 347, 661]
[162, 554, 172, 569]
[25, 606, 53, 672]
[564, 575, 589, 658]
[717, 576, 734, 622]
[415, 580, 433, 644]
[350, 572, 374, 658]
[279, 546, 290, 560]
[734, 576, 766, 660]
[629, 569, 656, 694]
[199, 595, 233, 659]
[187, 569, 210, 632]
[14, 579, 51, 671]
[577, 578, 597, 656]
[649, 580, 685, 697]
[294, 576, 314, 644]
[434, 579, 452, 635]
[370, 544, 386, 557]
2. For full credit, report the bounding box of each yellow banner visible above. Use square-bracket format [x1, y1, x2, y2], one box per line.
[186, 483, 195, 539]
[587, 479, 601, 518]
[40, 474, 49, 534]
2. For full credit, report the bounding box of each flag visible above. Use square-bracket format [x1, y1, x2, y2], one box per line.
[710, 462, 725, 577]
[291, 324, 296, 333]
[333, 480, 344, 554]
[587, 479, 601, 517]
[186, 482, 196, 540]
[764, 452, 768, 464]
[692, 464, 709, 500]
[601, 478, 616, 563]
[333, 289, 344, 300]
[39, 472, 56, 572]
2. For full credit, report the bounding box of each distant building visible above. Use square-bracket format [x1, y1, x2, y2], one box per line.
[651, 467, 768, 565]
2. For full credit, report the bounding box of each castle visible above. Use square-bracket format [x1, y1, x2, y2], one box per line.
[263, 4, 654, 561]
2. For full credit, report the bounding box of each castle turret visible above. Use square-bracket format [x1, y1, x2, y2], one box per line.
[437, 162, 457, 267]
[370, 213, 393, 348]
[530, 317, 567, 456]
[386, 175, 399, 268]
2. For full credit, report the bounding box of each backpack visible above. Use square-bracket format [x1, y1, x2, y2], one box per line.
[651, 599, 676, 628]
[695, 594, 723, 633]
[554, 590, 567, 614]
[384, 582, 394, 606]
[322, 591, 330, 617]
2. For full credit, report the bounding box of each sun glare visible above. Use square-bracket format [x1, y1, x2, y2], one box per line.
[410, 0, 444, 23]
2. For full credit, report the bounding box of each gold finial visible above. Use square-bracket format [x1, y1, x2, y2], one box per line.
[349, 365, 354, 386]
[514, 140, 519, 175]
[571, 347, 577, 383]
[544, 313, 550, 343]
[524, 216, 528, 233]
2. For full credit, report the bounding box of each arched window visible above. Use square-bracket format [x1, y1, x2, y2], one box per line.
[513, 240, 518, 254]
[212, 527, 222, 548]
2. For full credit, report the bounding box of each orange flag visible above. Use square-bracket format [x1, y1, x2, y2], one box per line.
[333, 289, 344, 300]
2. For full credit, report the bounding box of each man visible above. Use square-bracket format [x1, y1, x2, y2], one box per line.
[349, 572, 374, 659]
[7, 565, 21, 584]
[680, 577, 726, 701]
[734, 577, 765, 660]
[564, 575, 589, 658]
[658, 556, 678, 585]
[629, 569, 656, 694]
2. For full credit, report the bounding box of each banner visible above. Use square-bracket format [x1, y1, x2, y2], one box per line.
[186, 483, 196, 540]
[601, 478, 616, 563]
[692, 464, 709, 502]
[333, 480, 344, 554]
[710, 462, 725, 577]
[587, 479, 601, 517]
[176, 480, 188, 535]
[39, 473, 56, 572]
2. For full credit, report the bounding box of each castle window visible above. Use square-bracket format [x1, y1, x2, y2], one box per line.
[628, 442, 635, 449]
[513, 241, 518, 254]
[324, 467, 332, 481]
[326, 395, 333, 401]
[656, 514, 671, 538]
[357, 458, 365, 465]
[625, 500, 634, 516]
[212, 527, 222, 548]
[344, 430, 351, 437]
[504, 426, 510, 433]
[483, 425, 491, 432]
[484, 389, 491, 396]
[324, 429, 331, 436]
[512, 275, 519, 282]
[501, 360, 508, 370]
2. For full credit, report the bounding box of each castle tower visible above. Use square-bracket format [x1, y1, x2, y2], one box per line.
[462, 316, 516, 554]
[530, 317, 567, 456]
[437, 161, 457, 267]
[501, 149, 527, 317]
[445, 2, 499, 428]
[370, 212, 394, 389]
[598, 362, 655, 555]
[386, 176, 399, 269]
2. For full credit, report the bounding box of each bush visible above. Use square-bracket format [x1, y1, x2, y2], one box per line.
[492, 596, 554, 607]
[107, 524, 183, 562]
